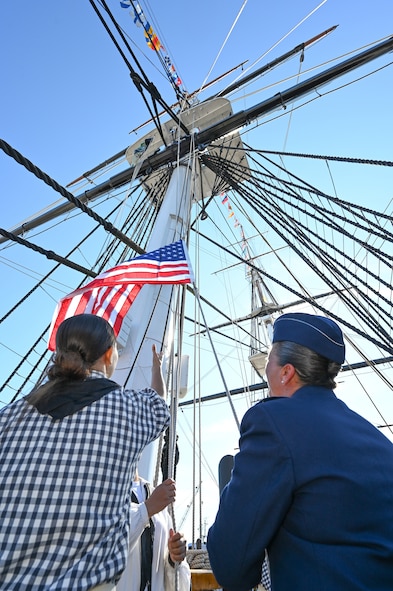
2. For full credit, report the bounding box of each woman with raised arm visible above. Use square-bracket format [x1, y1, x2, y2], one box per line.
[0, 313, 170, 591]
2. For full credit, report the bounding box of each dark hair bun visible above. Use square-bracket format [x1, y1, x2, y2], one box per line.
[48, 351, 89, 381]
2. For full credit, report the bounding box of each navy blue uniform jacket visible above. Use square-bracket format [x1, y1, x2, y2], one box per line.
[207, 386, 393, 591]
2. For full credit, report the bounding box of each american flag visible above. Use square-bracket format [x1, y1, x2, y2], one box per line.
[47, 240, 194, 351]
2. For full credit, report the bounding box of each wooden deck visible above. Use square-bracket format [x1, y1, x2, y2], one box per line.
[191, 568, 220, 590]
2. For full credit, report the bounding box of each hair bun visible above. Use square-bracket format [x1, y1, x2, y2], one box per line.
[48, 351, 88, 381]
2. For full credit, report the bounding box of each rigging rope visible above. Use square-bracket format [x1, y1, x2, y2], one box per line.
[0, 191, 159, 399]
[0, 326, 49, 399]
[194, 227, 393, 357]
[256, 148, 393, 168]
[89, 0, 190, 143]
[0, 139, 143, 253]
[0, 228, 97, 279]
[197, 0, 248, 96]
[201, 151, 393, 349]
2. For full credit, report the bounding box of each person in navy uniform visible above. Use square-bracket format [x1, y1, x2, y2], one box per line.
[207, 312, 393, 591]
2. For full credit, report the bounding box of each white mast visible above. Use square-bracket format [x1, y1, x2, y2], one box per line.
[111, 97, 249, 481]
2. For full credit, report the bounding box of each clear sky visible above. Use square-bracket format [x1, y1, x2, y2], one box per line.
[1, 0, 393, 543]
[2, 0, 393, 223]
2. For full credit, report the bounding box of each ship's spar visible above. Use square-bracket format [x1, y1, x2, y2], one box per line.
[2, 32, 393, 243]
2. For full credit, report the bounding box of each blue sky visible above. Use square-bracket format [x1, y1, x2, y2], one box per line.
[1, 0, 393, 542]
[2, 0, 393, 226]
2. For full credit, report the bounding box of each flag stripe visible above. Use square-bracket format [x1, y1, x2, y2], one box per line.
[93, 284, 142, 335]
[70, 263, 192, 288]
[47, 240, 193, 351]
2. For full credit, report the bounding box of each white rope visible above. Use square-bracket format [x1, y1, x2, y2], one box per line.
[219, 0, 328, 98]
[197, 0, 249, 95]
[192, 285, 240, 431]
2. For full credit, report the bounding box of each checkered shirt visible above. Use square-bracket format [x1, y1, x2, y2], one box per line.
[0, 372, 170, 590]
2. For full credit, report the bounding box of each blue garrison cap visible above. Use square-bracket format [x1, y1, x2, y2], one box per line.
[272, 313, 345, 364]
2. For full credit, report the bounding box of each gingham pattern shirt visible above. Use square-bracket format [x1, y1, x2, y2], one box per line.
[0, 372, 170, 590]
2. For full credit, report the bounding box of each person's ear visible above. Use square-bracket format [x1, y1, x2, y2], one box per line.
[103, 346, 115, 368]
[281, 363, 296, 385]
[103, 346, 112, 362]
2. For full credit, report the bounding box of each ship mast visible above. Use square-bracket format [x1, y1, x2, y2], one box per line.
[112, 95, 250, 480]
